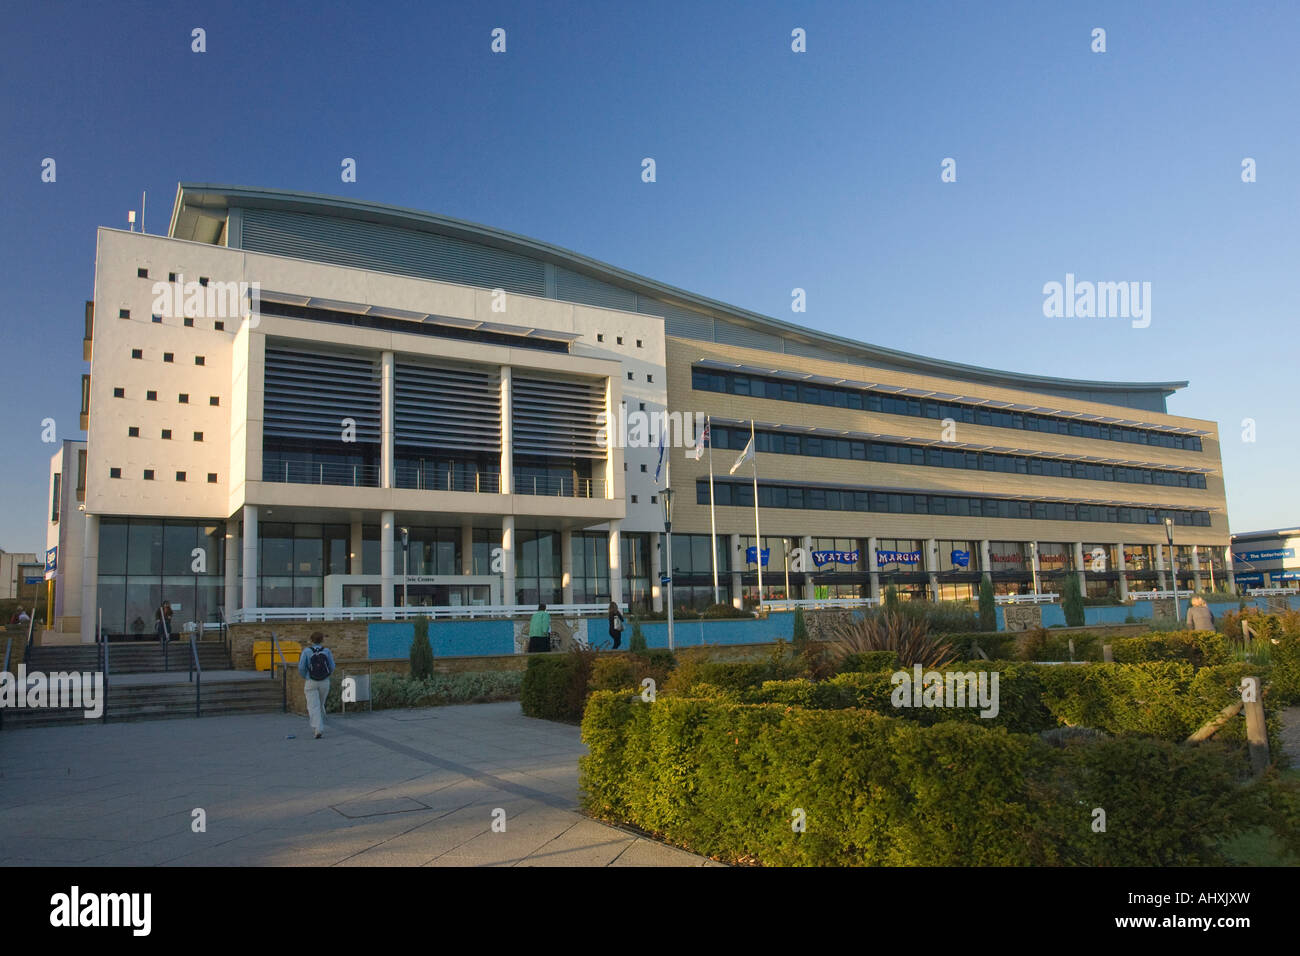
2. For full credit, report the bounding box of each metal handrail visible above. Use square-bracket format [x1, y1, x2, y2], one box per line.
[0, 639, 10, 730]
[24, 608, 36, 663]
[231, 603, 622, 623]
[217, 606, 231, 663]
[158, 604, 171, 671]
[188, 632, 202, 717]
[100, 608, 109, 723]
[269, 630, 288, 712]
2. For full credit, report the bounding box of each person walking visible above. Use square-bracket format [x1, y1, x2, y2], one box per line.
[527, 603, 552, 653]
[607, 600, 625, 650]
[154, 601, 174, 642]
[297, 631, 335, 738]
[1186, 596, 1215, 631]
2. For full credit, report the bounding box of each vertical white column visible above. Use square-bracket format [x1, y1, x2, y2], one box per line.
[501, 516, 516, 606]
[79, 514, 99, 643]
[1191, 547, 1203, 592]
[1074, 541, 1087, 599]
[350, 520, 363, 575]
[650, 532, 663, 612]
[561, 529, 574, 604]
[801, 535, 814, 600]
[926, 538, 940, 602]
[1155, 542, 1168, 591]
[499, 367, 513, 495]
[867, 535, 881, 601]
[1116, 542, 1130, 602]
[380, 511, 395, 618]
[1224, 546, 1237, 595]
[381, 351, 395, 489]
[608, 519, 623, 605]
[979, 539, 992, 590]
[241, 504, 258, 615]
[224, 524, 238, 620]
[729, 533, 742, 609]
[461, 523, 474, 576]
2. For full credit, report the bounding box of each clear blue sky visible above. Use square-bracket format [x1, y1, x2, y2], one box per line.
[2, 0, 1296, 553]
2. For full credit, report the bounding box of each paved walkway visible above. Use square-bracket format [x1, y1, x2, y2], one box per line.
[0, 702, 714, 867]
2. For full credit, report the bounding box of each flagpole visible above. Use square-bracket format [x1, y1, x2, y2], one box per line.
[706, 415, 719, 605]
[751, 419, 762, 611]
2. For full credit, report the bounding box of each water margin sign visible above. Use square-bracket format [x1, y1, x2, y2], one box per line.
[812, 550, 858, 568]
[745, 547, 771, 566]
[877, 550, 922, 566]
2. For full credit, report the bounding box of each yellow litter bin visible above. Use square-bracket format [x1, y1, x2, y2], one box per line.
[253, 640, 302, 672]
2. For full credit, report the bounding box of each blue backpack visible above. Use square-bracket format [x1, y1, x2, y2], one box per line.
[307, 645, 333, 681]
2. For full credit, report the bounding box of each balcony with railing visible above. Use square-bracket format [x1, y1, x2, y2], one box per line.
[512, 474, 607, 498]
[396, 464, 501, 494]
[263, 459, 381, 487]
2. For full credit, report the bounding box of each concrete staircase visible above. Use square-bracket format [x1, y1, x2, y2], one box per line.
[2, 641, 288, 728]
[26, 640, 232, 675]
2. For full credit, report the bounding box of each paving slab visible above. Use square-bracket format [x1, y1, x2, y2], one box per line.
[0, 701, 711, 867]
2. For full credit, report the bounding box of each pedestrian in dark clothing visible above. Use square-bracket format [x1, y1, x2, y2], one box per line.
[607, 600, 625, 649]
[154, 601, 174, 642]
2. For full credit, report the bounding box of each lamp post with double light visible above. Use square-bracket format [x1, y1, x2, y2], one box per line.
[1164, 517, 1179, 623]
[400, 526, 410, 613]
[661, 487, 675, 651]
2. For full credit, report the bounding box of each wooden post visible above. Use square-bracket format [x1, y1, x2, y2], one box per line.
[1244, 676, 1269, 776]
[1068, 638, 1075, 662]
[1186, 700, 1243, 743]
[1102, 644, 1113, 663]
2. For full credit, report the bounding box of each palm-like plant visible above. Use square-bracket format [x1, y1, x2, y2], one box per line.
[827, 610, 957, 669]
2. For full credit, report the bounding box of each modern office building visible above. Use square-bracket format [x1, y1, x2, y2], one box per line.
[0, 550, 42, 604]
[1229, 528, 1300, 590]
[51, 183, 1234, 640]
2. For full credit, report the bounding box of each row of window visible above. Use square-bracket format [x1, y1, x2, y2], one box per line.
[698, 479, 1214, 527]
[127, 427, 204, 441]
[111, 388, 220, 405]
[131, 348, 206, 365]
[595, 333, 644, 348]
[109, 468, 218, 482]
[692, 368, 1205, 452]
[119, 308, 225, 331]
[709, 426, 1209, 489]
[136, 268, 212, 285]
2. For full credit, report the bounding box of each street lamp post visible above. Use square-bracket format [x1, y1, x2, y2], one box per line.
[400, 527, 410, 614]
[662, 488, 675, 652]
[1164, 518, 1179, 623]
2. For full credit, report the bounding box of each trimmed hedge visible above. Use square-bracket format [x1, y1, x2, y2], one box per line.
[662, 644, 801, 696]
[1273, 629, 1300, 705]
[580, 691, 1256, 865]
[520, 654, 592, 722]
[1111, 630, 1231, 667]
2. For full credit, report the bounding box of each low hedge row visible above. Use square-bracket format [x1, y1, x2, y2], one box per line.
[580, 691, 1259, 866]
[708, 661, 1280, 756]
[1111, 630, 1232, 666]
[521, 649, 679, 722]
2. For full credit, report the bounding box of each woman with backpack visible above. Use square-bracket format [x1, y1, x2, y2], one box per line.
[607, 600, 625, 650]
[297, 631, 335, 739]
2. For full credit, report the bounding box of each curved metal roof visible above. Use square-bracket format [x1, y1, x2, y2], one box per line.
[170, 183, 1189, 402]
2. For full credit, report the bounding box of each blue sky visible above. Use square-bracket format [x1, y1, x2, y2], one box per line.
[1, 0, 1297, 552]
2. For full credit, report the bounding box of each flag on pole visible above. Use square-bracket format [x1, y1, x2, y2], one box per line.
[729, 434, 754, 475]
[654, 425, 667, 483]
[687, 419, 709, 461]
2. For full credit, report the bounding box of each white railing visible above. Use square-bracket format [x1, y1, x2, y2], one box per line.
[1247, 587, 1298, 597]
[995, 593, 1060, 605]
[230, 603, 620, 624]
[761, 598, 879, 612]
[1127, 589, 1195, 601]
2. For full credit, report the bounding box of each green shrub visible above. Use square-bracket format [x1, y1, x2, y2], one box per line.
[663, 644, 799, 696]
[792, 606, 809, 654]
[1062, 575, 1084, 627]
[837, 650, 899, 674]
[1272, 628, 1300, 705]
[978, 577, 996, 631]
[628, 616, 647, 653]
[325, 670, 523, 711]
[1112, 630, 1231, 667]
[520, 649, 596, 722]
[1147, 614, 1184, 632]
[409, 616, 434, 680]
[589, 651, 676, 696]
[579, 693, 1253, 866]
